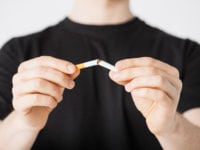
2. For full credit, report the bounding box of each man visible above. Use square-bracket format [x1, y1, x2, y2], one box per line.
[0, 0, 200, 149]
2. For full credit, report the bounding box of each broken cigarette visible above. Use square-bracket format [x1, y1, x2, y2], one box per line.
[76, 59, 117, 71]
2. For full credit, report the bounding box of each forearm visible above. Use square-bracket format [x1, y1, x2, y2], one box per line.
[156, 112, 200, 150]
[0, 111, 40, 150]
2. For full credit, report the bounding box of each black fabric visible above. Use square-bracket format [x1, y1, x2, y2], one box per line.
[0, 17, 200, 150]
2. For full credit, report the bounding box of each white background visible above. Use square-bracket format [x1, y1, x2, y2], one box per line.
[0, 0, 200, 48]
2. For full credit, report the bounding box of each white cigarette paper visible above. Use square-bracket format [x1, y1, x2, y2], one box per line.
[76, 59, 117, 71]
[97, 60, 117, 72]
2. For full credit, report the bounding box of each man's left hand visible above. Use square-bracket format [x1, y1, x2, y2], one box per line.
[109, 57, 182, 136]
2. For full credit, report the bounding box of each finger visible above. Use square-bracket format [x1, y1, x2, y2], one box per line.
[109, 67, 181, 89]
[70, 69, 80, 79]
[109, 71, 129, 85]
[13, 94, 58, 112]
[131, 88, 177, 115]
[115, 57, 179, 77]
[131, 88, 172, 104]
[13, 67, 78, 88]
[18, 56, 77, 75]
[125, 76, 178, 100]
[13, 79, 66, 102]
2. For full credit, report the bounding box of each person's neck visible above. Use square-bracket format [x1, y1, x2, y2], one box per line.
[68, 0, 134, 25]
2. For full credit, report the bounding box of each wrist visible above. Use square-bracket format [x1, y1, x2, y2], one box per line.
[13, 111, 43, 133]
[154, 112, 200, 150]
[0, 111, 40, 150]
[154, 112, 179, 137]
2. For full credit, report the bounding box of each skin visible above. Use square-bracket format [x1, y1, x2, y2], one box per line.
[0, 0, 200, 149]
[109, 57, 200, 149]
[0, 56, 80, 149]
[109, 57, 182, 135]
[68, 0, 133, 25]
[12, 56, 80, 130]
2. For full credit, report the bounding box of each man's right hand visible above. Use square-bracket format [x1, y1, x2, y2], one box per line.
[12, 56, 80, 131]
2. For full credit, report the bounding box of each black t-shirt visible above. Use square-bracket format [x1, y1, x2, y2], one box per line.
[0, 17, 200, 150]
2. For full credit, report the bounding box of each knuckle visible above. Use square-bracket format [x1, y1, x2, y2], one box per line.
[47, 97, 57, 108]
[131, 78, 138, 85]
[58, 87, 64, 95]
[12, 101, 18, 110]
[144, 57, 154, 65]
[39, 56, 49, 60]
[54, 94, 61, 101]
[156, 76, 165, 86]
[56, 88, 63, 99]
[50, 86, 62, 100]
[12, 73, 18, 84]
[158, 91, 165, 100]
[36, 67, 48, 77]
[31, 95, 43, 106]
[32, 94, 43, 103]
[58, 73, 66, 83]
[12, 98, 21, 111]
[175, 70, 180, 77]
[12, 87, 17, 95]
[178, 79, 183, 90]
[123, 59, 131, 66]
[139, 88, 149, 96]
[38, 56, 52, 63]
[172, 67, 179, 77]
[57, 95, 63, 103]
[32, 94, 40, 101]
[33, 79, 44, 88]
[148, 67, 157, 75]
[143, 88, 150, 95]
[124, 69, 132, 78]
[12, 85, 21, 95]
[18, 62, 25, 72]
[64, 62, 72, 70]
[57, 78, 65, 87]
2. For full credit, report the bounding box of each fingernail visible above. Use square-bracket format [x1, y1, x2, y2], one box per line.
[67, 65, 75, 73]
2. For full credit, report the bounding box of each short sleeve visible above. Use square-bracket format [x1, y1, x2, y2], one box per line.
[0, 39, 21, 119]
[178, 39, 200, 112]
